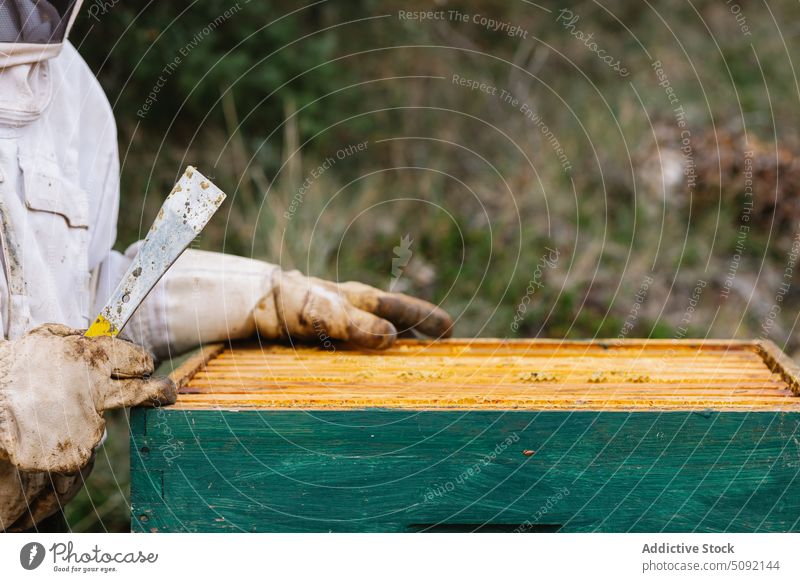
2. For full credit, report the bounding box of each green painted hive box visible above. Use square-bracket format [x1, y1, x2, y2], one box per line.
[130, 339, 800, 532]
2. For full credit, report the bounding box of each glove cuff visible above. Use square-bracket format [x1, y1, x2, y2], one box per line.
[252, 268, 283, 340]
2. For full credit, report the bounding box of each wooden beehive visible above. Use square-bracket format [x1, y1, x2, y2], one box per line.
[131, 339, 800, 532]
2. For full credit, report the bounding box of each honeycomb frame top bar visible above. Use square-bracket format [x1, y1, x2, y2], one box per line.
[164, 339, 800, 412]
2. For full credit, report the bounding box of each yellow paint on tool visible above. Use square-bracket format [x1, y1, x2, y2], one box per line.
[84, 314, 119, 337]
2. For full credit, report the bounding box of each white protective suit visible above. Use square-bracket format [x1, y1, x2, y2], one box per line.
[0, 2, 452, 531]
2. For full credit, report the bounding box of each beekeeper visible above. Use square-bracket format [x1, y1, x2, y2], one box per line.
[0, 1, 452, 530]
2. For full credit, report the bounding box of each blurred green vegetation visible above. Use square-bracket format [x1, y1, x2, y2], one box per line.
[63, 0, 800, 531]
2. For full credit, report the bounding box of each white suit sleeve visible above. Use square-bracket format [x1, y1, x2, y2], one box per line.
[92, 248, 277, 360]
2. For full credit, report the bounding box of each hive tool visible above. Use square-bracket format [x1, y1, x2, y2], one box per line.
[85, 166, 226, 338]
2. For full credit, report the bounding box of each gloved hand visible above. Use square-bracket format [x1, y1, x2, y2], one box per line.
[0, 324, 176, 474]
[253, 270, 454, 349]
[139, 249, 454, 357]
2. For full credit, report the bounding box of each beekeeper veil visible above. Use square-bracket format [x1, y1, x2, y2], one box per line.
[0, 1, 82, 125]
[0, 0, 81, 66]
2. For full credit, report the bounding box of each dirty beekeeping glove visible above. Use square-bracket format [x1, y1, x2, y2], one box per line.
[253, 270, 454, 349]
[0, 457, 93, 531]
[0, 324, 176, 474]
[135, 249, 453, 357]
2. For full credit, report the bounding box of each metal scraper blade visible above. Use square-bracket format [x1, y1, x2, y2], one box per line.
[85, 166, 227, 337]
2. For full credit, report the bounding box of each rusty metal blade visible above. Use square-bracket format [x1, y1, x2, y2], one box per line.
[85, 166, 226, 337]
